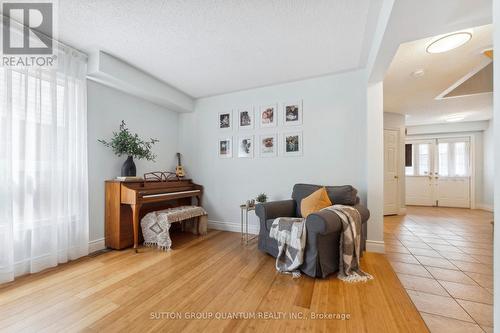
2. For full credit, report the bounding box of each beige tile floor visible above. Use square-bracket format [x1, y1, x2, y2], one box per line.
[384, 206, 494, 333]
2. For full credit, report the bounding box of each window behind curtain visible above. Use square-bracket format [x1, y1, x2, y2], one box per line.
[418, 144, 430, 175]
[0, 48, 89, 284]
[438, 143, 449, 176]
[405, 138, 471, 177]
[1, 69, 67, 226]
[405, 146, 414, 176]
[436, 140, 470, 177]
[454, 142, 467, 176]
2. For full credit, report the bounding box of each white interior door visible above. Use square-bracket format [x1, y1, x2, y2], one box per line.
[406, 140, 435, 206]
[435, 139, 471, 208]
[384, 129, 399, 215]
[405, 137, 471, 208]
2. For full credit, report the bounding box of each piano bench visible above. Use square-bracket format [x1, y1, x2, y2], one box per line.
[155, 205, 208, 236]
[141, 206, 208, 251]
[176, 214, 208, 235]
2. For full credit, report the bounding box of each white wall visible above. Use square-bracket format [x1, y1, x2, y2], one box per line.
[384, 112, 406, 213]
[483, 120, 494, 210]
[179, 70, 370, 236]
[87, 80, 179, 243]
[366, 82, 385, 252]
[406, 122, 488, 209]
[493, 0, 499, 326]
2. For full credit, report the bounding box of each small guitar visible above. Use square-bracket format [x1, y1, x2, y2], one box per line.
[175, 153, 186, 178]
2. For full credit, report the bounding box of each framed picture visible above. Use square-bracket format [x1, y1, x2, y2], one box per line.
[283, 132, 303, 156]
[218, 137, 232, 158]
[258, 104, 277, 128]
[218, 111, 232, 130]
[238, 107, 254, 130]
[259, 134, 277, 157]
[237, 136, 254, 158]
[283, 100, 303, 126]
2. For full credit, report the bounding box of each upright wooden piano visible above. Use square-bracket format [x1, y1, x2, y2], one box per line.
[105, 179, 203, 251]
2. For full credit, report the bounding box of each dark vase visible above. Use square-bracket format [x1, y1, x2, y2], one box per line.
[121, 156, 136, 177]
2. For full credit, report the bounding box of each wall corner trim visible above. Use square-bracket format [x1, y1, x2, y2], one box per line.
[366, 240, 385, 253]
[89, 238, 106, 254]
[477, 204, 494, 212]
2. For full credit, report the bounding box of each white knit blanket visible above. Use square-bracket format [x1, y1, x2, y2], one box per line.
[141, 205, 207, 251]
[269, 217, 307, 278]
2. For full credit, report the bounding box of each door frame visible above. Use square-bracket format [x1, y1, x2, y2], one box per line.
[384, 127, 404, 215]
[405, 133, 476, 209]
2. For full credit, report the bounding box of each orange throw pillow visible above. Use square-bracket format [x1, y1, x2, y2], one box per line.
[300, 187, 333, 218]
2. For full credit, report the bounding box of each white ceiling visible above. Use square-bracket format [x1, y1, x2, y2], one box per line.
[57, 0, 380, 98]
[384, 24, 493, 126]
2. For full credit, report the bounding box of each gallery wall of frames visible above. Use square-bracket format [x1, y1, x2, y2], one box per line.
[217, 101, 303, 159]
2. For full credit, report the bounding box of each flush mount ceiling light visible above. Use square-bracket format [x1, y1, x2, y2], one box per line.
[411, 69, 425, 78]
[426, 32, 472, 54]
[445, 114, 466, 122]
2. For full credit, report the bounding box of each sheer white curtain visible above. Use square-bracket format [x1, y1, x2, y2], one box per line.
[0, 45, 89, 284]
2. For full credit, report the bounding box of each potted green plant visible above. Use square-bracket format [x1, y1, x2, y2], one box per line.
[99, 120, 159, 177]
[256, 193, 268, 203]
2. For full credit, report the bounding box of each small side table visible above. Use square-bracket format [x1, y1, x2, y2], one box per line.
[240, 204, 257, 245]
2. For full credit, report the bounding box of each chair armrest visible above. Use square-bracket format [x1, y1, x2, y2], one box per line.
[354, 203, 370, 223]
[306, 210, 342, 235]
[255, 200, 296, 221]
[306, 204, 370, 235]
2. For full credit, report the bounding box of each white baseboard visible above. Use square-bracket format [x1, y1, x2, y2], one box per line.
[398, 207, 407, 215]
[89, 238, 106, 253]
[477, 204, 494, 212]
[208, 220, 259, 235]
[87, 221, 260, 254]
[366, 240, 385, 253]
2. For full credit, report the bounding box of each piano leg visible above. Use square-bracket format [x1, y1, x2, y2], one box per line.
[131, 203, 141, 253]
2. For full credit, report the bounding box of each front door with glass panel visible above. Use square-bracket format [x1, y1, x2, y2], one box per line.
[406, 137, 471, 208]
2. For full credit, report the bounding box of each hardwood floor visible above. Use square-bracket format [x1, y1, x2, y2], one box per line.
[0, 230, 427, 332]
[385, 206, 494, 332]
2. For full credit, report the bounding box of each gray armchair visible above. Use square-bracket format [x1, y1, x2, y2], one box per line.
[255, 183, 370, 278]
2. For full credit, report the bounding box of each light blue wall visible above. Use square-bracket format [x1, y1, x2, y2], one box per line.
[179, 70, 368, 233]
[87, 80, 179, 242]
